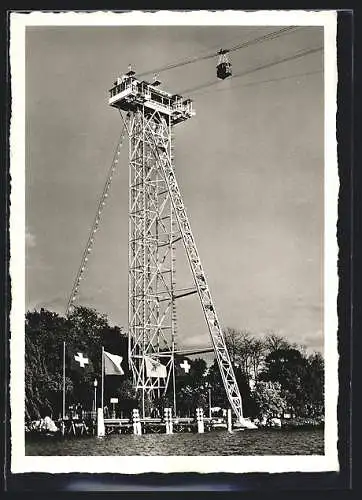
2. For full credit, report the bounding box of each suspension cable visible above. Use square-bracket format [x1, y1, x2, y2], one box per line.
[182, 45, 323, 95]
[65, 125, 127, 315]
[224, 26, 299, 55]
[136, 26, 299, 78]
[198, 69, 323, 95]
[66, 41, 321, 316]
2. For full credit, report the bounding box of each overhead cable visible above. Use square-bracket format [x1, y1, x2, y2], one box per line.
[183, 46, 323, 95]
[198, 69, 323, 95]
[137, 26, 299, 78]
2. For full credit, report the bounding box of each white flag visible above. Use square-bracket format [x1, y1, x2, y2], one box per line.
[104, 351, 124, 375]
[144, 356, 167, 378]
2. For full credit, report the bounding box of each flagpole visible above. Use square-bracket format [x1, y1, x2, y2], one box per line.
[62, 340, 66, 421]
[101, 346, 104, 411]
[172, 357, 177, 417]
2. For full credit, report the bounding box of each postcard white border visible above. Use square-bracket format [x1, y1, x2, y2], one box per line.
[10, 10, 339, 474]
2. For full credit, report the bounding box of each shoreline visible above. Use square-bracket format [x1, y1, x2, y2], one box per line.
[25, 421, 324, 443]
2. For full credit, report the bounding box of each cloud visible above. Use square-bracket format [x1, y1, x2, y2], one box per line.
[299, 329, 324, 353]
[182, 334, 212, 350]
[25, 229, 36, 248]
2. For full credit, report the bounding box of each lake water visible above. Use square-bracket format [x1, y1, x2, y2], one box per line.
[26, 428, 324, 456]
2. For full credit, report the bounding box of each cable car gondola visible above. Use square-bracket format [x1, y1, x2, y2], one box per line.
[216, 49, 232, 80]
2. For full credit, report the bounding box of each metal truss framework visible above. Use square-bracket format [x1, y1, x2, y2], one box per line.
[127, 108, 178, 417]
[110, 74, 244, 421]
[156, 150, 244, 422]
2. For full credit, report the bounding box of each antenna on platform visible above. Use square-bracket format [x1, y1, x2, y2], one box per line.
[126, 64, 135, 77]
[153, 73, 161, 87]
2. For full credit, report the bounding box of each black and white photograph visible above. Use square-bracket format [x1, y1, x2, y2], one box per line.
[10, 10, 339, 474]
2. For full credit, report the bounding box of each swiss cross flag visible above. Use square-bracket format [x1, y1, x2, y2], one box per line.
[174, 355, 193, 377]
[179, 359, 191, 374]
[68, 347, 93, 373]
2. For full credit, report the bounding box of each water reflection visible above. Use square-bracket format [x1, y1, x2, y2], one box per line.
[26, 429, 324, 456]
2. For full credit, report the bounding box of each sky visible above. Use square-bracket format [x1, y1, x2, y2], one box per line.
[25, 24, 324, 354]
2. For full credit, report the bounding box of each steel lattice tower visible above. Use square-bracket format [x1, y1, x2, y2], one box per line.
[109, 70, 244, 421]
[127, 105, 178, 417]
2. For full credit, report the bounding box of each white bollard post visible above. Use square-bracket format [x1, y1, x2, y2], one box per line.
[164, 408, 173, 434]
[97, 408, 105, 437]
[132, 409, 137, 434]
[200, 408, 204, 433]
[164, 408, 169, 434]
[164, 407, 173, 434]
[132, 409, 142, 435]
[168, 408, 173, 434]
[227, 408, 233, 433]
[196, 408, 204, 433]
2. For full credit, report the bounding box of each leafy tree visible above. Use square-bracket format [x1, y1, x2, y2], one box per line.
[303, 352, 324, 417]
[177, 385, 208, 417]
[248, 338, 266, 381]
[263, 332, 291, 353]
[25, 307, 324, 422]
[206, 359, 253, 416]
[153, 393, 174, 417]
[224, 328, 266, 382]
[190, 358, 208, 381]
[25, 309, 71, 419]
[224, 328, 255, 377]
[173, 357, 208, 416]
[206, 359, 229, 409]
[25, 306, 128, 420]
[109, 379, 141, 418]
[224, 327, 242, 365]
[260, 347, 309, 415]
[174, 357, 206, 389]
[233, 365, 254, 416]
[251, 381, 287, 420]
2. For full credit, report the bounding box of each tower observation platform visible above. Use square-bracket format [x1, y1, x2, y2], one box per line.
[109, 72, 195, 124]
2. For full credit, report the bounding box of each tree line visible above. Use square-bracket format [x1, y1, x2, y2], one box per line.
[25, 307, 324, 423]
[221, 327, 324, 420]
